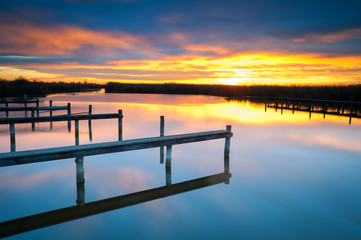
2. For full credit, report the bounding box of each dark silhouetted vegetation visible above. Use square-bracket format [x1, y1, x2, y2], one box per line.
[105, 82, 361, 101]
[0, 77, 103, 98]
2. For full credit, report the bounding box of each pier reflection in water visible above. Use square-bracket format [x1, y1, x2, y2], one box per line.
[0, 140, 231, 238]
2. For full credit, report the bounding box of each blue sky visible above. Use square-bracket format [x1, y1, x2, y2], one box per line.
[1, 0, 361, 84]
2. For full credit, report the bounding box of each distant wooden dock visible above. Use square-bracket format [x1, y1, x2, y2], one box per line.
[240, 96, 361, 124]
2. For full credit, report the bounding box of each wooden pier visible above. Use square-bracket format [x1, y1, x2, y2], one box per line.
[0, 127, 232, 167]
[0, 108, 233, 238]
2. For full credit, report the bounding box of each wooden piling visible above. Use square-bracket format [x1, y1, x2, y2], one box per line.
[118, 110, 123, 141]
[224, 125, 231, 157]
[10, 123, 15, 152]
[165, 145, 172, 186]
[67, 103, 71, 132]
[75, 120, 79, 145]
[160, 116, 164, 164]
[88, 105, 92, 141]
[5, 103, 9, 118]
[36, 99, 39, 117]
[31, 110, 35, 131]
[49, 100, 53, 130]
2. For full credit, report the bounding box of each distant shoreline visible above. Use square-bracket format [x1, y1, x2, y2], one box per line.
[105, 82, 361, 102]
[2, 78, 361, 101]
[0, 78, 103, 99]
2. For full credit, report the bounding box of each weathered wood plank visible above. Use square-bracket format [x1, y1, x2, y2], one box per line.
[0, 100, 39, 104]
[0, 172, 230, 238]
[0, 113, 121, 124]
[0, 130, 233, 166]
[0, 106, 68, 112]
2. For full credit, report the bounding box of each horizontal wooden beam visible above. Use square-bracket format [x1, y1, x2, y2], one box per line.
[0, 172, 230, 238]
[0, 129, 232, 166]
[0, 113, 121, 124]
[0, 100, 39, 104]
[0, 106, 68, 112]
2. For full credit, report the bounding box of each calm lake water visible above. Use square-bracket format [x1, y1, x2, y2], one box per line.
[1, 92, 361, 239]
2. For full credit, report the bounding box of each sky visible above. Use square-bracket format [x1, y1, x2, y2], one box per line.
[0, 0, 361, 85]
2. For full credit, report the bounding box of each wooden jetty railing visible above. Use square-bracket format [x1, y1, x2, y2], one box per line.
[0, 99, 70, 118]
[0, 126, 232, 167]
[0, 171, 231, 238]
[1, 107, 123, 152]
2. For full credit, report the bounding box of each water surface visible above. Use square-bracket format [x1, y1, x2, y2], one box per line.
[0, 92, 360, 239]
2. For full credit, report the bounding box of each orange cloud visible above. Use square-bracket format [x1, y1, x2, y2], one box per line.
[293, 28, 361, 43]
[0, 23, 150, 56]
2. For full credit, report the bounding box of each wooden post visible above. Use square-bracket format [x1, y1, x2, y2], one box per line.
[342, 105, 344, 115]
[292, 102, 295, 114]
[24, 97, 28, 117]
[118, 110, 123, 141]
[264, 99, 267, 112]
[281, 99, 283, 115]
[10, 123, 15, 152]
[49, 100, 53, 130]
[67, 103, 71, 132]
[275, 100, 278, 112]
[36, 99, 39, 117]
[75, 120, 79, 145]
[349, 104, 353, 125]
[323, 104, 327, 119]
[224, 125, 231, 157]
[160, 116, 164, 164]
[224, 125, 231, 184]
[31, 110, 35, 131]
[75, 156, 85, 206]
[165, 145, 172, 186]
[88, 105, 92, 142]
[5, 102, 9, 118]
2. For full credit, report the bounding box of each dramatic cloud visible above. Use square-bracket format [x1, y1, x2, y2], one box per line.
[0, 0, 361, 84]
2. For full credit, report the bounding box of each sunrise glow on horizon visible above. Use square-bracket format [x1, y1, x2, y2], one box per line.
[1, 0, 361, 86]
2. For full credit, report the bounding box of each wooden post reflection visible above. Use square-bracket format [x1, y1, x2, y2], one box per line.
[88, 105, 92, 142]
[165, 145, 172, 186]
[160, 116, 164, 164]
[10, 123, 15, 152]
[75, 156, 85, 206]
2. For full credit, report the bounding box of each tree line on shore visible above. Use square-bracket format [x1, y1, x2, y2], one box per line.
[105, 82, 361, 101]
[0, 77, 103, 98]
[1, 77, 361, 101]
